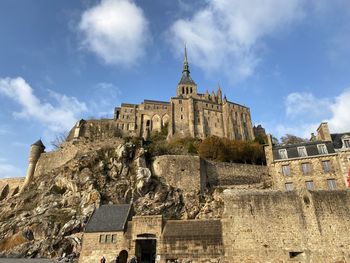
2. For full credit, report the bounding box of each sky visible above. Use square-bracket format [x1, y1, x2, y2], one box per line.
[1, 0, 350, 178]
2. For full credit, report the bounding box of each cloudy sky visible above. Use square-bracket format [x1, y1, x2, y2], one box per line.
[1, 0, 350, 178]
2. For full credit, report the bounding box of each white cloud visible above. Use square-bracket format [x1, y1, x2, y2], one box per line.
[168, 0, 303, 81]
[0, 158, 23, 178]
[78, 0, 150, 66]
[0, 77, 87, 133]
[270, 88, 350, 139]
[285, 92, 330, 119]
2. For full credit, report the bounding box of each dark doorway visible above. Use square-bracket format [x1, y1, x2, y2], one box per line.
[118, 250, 128, 263]
[135, 235, 156, 263]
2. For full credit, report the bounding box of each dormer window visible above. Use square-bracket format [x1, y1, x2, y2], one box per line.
[279, 149, 288, 159]
[342, 136, 350, 148]
[297, 146, 307, 157]
[317, 144, 328, 154]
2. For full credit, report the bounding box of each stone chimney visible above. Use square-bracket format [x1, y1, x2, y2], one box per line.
[20, 140, 45, 192]
[316, 122, 332, 141]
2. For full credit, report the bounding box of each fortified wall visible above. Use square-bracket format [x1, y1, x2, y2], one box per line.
[0, 177, 24, 201]
[151, 155, 269, 192]
[222, 189, 350, 262]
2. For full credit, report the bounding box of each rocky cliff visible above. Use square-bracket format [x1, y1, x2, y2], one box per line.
[0, 138, 224, 262]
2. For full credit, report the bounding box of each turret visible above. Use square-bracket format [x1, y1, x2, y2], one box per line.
[20, 140, 45, 192]
[217, 85, 222, 104]
[211, 91, 216, 102]
[205, 90, 210, 100]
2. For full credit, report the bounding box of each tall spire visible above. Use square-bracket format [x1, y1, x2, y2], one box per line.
[179, 45, 196, 85]
[183, 44, 190, 74]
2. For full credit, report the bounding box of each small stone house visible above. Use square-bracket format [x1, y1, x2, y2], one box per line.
[79, 204, 223, 263]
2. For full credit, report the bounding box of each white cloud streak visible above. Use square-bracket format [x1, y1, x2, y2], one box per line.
[78, 0, 150, 66]
[168, 0, 303, 81]
[0, 77, 87, 133]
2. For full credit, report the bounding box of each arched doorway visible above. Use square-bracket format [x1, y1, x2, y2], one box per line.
[135, 234, 156, 263]
[118, 250, 128, 263]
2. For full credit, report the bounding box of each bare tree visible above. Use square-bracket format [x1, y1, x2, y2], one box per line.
[51, 131, 68, 149]
[280, 134, 308, 145]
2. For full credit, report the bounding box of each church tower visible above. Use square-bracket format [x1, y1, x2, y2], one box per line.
[176, 46, 197, 98]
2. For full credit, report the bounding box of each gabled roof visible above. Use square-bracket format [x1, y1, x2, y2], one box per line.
[331, 132, 350, 149]
[85, 204, 132, 233]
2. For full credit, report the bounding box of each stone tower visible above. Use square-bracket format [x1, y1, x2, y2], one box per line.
[20, 139, 45, 192]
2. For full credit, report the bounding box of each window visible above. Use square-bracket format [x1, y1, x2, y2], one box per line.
[126, 124, 129, 130]
[297, 147, 307, 157]
[282, 165, 291, 176]
[317, 144, 328, 154]
[301, 163, 312, 175]
[322, 160, 332, 172]
[112, 234, 117, 243]
[344, 139, 350, 148]
[327, 179, 337, 190]
[182, 87, 184, 94]
[278, 149, 288, 159]
[180, 115, 183, 120]
[181, 107, 183, 112]
[285, 182, 294, 191]
[106, 234, 111, 243]
[99, 234, 106, 243]
[179, 100, 182, 104]
[121, 124, 124, 130]
[305, 180, 315, 190]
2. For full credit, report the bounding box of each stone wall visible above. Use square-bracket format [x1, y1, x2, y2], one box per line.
[151, 155, 269, 192]
[0, 177, 24, 200]
[222, 189, 350, 263]
[34, 143, 79, 177]
[203, 160, 269, 188]
[151, 155, 204, 192]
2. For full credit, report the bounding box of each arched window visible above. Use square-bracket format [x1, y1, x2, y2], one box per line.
[186, 87, 189, 94]
[182, 86, 184, 94]
[190, 87, 193, 93]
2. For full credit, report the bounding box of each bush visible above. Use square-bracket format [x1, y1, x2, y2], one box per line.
[198, 136, 266, 164]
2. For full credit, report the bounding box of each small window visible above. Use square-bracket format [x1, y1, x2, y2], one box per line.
[301, 163, 312, 175]
[186, 87, 189, 94]
[285, 182, 294, 191]
[327, 179, 337, 190]
[182, 87, 184, 94]
[282, 165, 291, 176]
[181, 107, 183, 112]
[106, 234, 111, 243]
[317, 144, 328, 154]
[179, 100, 182, 104]
[181, 115, 183, 120]
[344, 139, 350, 148]
[99, 234, 106, 243]
[322, 160, 331, 172]
[112, 234, 117, 243]
[121, 123, 124, 130]
[305, 180, 315, 190]
[190, 87, 193, 93]
[297, 146, 307, 157]
[279, 149, 288, 159]
[126, 124, 129, 130]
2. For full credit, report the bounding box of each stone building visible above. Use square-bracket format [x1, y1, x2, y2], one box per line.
[316, 122, 350, 186]
[264, 135, 346, 191]
[80, 204, 223, 263]
[114, 48, 254, 141]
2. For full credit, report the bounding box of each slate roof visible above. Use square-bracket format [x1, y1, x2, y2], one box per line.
[85, 204, 131, 233]
[179, 73, 196, 85]
[272, 141, 335, 161]
[32, 139, 45, 149]
[331, 132, 350, 149]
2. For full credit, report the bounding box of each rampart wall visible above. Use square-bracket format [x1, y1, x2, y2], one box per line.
[222, 189, 350, 262]
[0, 177, 24, 200]
[151, 155, 269, 192]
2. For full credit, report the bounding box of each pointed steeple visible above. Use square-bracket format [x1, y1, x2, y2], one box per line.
[179, 45, 196, 85]
[217, 84, 222, 104]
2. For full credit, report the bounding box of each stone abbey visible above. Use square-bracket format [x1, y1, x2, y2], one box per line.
[114, 48, 254, 141]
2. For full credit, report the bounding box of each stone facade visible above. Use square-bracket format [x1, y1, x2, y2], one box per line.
[0, 177, 24, 200]
[113, 50, 254, 141]
[264, 135, 346, 191]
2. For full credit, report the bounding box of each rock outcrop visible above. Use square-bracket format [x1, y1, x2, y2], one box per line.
[0, 138, 224, 262]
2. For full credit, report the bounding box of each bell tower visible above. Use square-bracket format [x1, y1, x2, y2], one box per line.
[176, 46, 197, 97]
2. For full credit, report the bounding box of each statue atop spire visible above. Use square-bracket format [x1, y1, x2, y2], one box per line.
[178, 45, 196, 85]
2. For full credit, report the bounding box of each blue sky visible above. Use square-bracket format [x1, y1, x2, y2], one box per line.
[1, 0, 350, 178]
